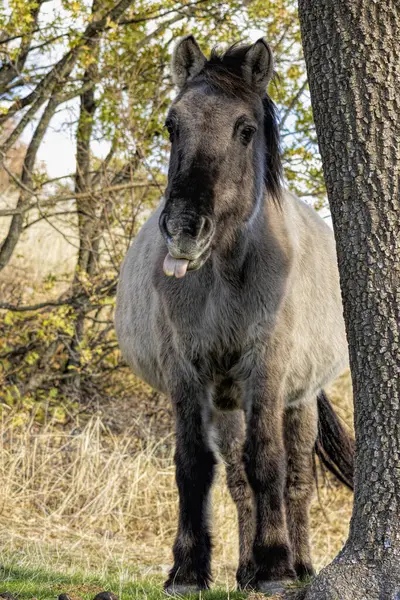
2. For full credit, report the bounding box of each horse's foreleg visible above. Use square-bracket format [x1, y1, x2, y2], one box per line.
[164, 376, 216, 594]
[243, 375, 296, 593]
[213, 410, 256, 589]
[284, 401, 318, 580]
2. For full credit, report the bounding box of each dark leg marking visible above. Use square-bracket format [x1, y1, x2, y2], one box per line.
[284, 401, 318, 581]
[244, 376, 296, 591]
[164, 378, 216, 593]
[214, 410, 256, 590]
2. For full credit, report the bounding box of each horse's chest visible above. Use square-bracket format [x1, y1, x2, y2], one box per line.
[203, 293, 251, 349]
[164, 277, 263, 382]
[192, 293, 257, 382]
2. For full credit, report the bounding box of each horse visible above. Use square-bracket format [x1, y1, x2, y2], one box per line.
[115, 35, 354, 595]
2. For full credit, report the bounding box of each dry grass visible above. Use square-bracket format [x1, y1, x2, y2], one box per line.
[0, 371, 353, 587]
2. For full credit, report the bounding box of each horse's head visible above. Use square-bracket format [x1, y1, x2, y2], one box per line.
[160, 36, 282, 278]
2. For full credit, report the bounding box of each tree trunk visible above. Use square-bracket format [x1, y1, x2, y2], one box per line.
[74, 63, 98, 279]
[297, 1, 400, 599]
[66, 32, 99, 388]
[0, 72, 75, 271]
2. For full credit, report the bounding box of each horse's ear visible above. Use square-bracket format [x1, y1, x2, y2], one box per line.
[171, 35, 207, 89]
[242, 38, 274, 94]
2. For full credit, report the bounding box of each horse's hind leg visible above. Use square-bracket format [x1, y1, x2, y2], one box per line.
[284, 400, 318, 580]
[214, 410, 256, 589]
[243, 376, 296, 593]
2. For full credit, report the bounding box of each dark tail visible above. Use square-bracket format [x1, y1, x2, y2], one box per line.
[315, 389, 354, 490]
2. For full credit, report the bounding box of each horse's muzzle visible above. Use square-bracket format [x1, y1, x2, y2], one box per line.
[159, 211, 214, 258]
[159, 211, 215, 277]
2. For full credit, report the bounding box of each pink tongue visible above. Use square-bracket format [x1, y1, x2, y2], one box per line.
[163, 253, 190, 278]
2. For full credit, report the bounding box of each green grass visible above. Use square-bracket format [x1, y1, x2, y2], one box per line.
[0, 563, 250, 600]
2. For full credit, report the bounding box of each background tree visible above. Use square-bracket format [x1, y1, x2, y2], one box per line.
[298, 1, 400, 598]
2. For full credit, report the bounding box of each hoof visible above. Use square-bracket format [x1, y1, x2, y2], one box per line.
[236, 561, 257, 591]
[164, 566, 210, 595]
[0, 595, 16, 600]
[58, 595, 72, 600]
[295, 563, 315, 581]
[256, 579, 294, 595]
[164, 584, 200, 596]
[93, 593, 118, 600]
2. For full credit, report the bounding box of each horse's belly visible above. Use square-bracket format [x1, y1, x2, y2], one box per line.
[283, 345, 348, 408]
[115, 295, 166, 394]
[133, 358, 165, 393]
[117, 323, 165, 392]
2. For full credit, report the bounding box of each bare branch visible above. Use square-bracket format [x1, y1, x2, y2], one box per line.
[0, 181, 162, 217]
[0, 298, 74, 312]
[0, 278, 118, 313]
[280, 79, 309, 129]
[0, 77, 77, 269]
[119, 0, 210, 26]
[0, 0, 136, 134]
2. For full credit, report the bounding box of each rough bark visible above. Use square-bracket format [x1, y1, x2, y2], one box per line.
[297, 1, 400, 598]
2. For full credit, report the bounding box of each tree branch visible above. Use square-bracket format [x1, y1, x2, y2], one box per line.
[0, 181, 161, 217]
[0, 279, 118, 313]
[0, 2, 41, 96]
[0, 0, 135, 133]
[280, 79, 309, 129]
[0, 73, 77, 269]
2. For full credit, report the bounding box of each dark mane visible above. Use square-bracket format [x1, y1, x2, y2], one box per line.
[193, 43, 283, 203]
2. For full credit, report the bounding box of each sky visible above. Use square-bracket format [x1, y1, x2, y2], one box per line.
[29, 99, 111, 179]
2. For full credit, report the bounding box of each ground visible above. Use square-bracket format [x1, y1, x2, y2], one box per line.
[1, 560, 310, 600]
[0, 561, 247, 600]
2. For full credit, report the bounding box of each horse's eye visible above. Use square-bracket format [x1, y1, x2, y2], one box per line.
[240, 126, 256, 145]
[165, 119, 176, 142]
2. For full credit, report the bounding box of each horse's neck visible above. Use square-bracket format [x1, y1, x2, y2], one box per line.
[211, 230, 247, 275]
[212, 199, 270, 276]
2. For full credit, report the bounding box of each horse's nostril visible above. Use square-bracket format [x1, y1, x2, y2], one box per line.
[197, 216, 213, 239]
[159, 213, 171, 241]
[160, 211, 213, 243]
